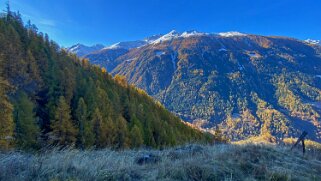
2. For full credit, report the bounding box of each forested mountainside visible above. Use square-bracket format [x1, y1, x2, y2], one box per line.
[0, 11, 212, 151]
[85, 31, 321, 142]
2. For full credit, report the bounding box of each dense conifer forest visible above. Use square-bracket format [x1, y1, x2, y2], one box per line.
[0, 8, 213, 151]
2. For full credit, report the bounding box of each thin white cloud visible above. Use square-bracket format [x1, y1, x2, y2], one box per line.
[19, 12, 56, 27]
[39, 19, 56, 27]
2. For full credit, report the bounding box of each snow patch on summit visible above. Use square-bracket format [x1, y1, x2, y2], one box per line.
[218, 32, 246, 37]
[151, 30, 207, 44]
[305, 39, 321, 45]
[113, 30, 249, 46]
[104, 41, 146, 50]
[181, 31, 208, 38]
[151, 30, 180, 44]
[68, 44, 81, 52]
[67, 44, 105, 57]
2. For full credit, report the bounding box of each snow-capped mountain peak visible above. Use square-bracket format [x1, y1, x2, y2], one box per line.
[68, 44, 82, 52]
[151, 30, 180, 44]
[104, 40, 147, 50]
[304, 39, 321, 45]
[67, 44, 104, 57]
[181, 30, 208, 38]
[143, 34, 163, 43]
[150, 30, 248, 44]
[69, 30, 251, 56]
[217, 31, 247, 37]
[150, 30, 207, 44]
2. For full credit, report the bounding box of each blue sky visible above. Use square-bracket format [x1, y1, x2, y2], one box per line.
[6, 0, 321, 47]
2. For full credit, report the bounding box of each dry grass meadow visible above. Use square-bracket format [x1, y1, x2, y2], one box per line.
[1, 143, 321, 181]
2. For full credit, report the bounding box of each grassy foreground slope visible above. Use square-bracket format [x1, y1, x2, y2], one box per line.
[1, 144, 320, 181]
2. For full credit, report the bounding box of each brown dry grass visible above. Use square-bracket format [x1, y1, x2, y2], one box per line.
[0, 144, 320, 181]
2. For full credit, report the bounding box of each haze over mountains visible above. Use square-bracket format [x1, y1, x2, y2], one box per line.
[68, 30, 321, 142]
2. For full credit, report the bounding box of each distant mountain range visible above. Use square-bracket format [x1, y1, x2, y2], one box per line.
[67, 43, 105, 57]
[67, 34, 162, 58]
[69, 31, 321, 142]
[68, 31, 321, 58]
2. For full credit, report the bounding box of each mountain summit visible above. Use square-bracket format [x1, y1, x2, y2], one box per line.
[67, 43, 104, 57]
[305, 39, 321, 45]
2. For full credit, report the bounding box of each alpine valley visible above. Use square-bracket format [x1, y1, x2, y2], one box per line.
[2, 2, 321, 180]
[69, 31, 321, 142]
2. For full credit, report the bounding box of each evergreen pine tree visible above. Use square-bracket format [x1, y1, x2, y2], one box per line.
[14, 91, 40, 150]
[104, 117, 116, 147]
[114, 116, 129, 149]
[75, 98, 86, 149]
[92, 108, 104, 147]
[75, 98, 94, 149]
[130, 125, 143, 148]
[50, 96, 77, 146]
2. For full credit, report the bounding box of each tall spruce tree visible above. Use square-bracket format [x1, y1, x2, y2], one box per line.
[13, 91, 40, 150]
[130, 125, 144, 148]
[114, 116, 129, 149]
[75, 98, 94, 149]
[92, 108, 104, 147]
[50, 96, 77, 146]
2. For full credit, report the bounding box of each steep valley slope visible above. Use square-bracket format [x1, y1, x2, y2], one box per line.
[84, 31, 321, 142]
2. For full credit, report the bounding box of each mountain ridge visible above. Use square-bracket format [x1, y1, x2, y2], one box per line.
[83, 31, 321, 142]
[69, 30, 320, 58]
[67, 43, 105, 57]
[67, 30, 248, 57]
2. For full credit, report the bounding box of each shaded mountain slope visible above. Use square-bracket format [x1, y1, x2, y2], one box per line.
[84, 48, 129, 72]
